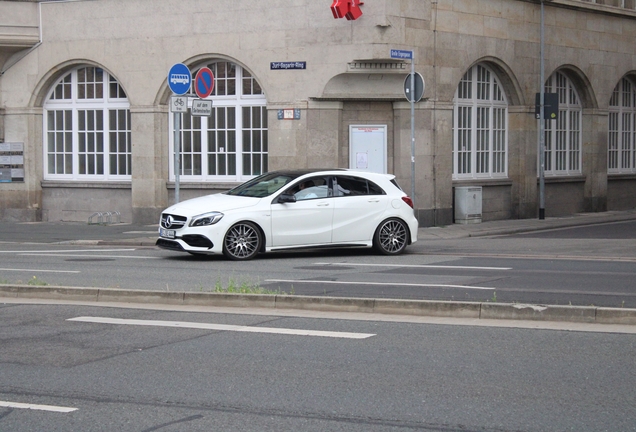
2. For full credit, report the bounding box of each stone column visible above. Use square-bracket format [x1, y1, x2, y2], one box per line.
[582, 108, 608, 212]
[130, 106, 169, 224]
[509, 106, 539, 219]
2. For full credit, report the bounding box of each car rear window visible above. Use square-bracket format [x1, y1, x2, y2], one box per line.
[335, 176, 385, 196]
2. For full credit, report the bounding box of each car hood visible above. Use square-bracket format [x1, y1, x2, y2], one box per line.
[163, 193, 262, 217]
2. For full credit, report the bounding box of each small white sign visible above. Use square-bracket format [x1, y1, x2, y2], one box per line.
[170, 96, 188, 113]
[356, 152, 368, 169]
[191, 99, 213, 116]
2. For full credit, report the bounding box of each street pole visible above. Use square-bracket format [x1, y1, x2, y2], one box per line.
[410, 55, 416, 206]
[174, 112, 181, 205]
[539, 0, 546, 220]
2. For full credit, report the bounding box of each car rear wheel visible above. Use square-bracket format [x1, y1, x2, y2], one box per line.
[223, 222, 262, 260]
[373, 218, 408, 255]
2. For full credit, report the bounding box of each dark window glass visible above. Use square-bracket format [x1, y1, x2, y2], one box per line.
[335, 176, 369, 196]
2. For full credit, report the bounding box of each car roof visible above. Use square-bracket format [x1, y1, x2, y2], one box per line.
[268, 169, 394, 180]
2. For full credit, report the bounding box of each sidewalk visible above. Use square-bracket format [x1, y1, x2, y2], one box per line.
[417, 209, 636, 240]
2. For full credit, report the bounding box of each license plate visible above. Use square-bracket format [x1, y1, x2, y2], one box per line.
[159, 228, 176, 239]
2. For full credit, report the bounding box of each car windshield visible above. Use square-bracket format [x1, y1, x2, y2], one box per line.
[225, 172, 299, 198]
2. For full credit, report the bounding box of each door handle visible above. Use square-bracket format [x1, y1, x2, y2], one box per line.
[317, 203, 330, 207]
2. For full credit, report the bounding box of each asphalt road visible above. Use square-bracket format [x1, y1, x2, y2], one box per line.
[2, 220, 636, 307]
[1, 303, 635, 432]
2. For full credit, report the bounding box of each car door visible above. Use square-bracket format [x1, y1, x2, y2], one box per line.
[270, 176, 334, 247]
[331, 175, 389, 243]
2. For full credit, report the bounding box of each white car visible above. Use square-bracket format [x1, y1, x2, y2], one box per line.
[156, 169, 418, 260]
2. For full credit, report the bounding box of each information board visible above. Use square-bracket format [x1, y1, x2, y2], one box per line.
[0, 142, 24, 183]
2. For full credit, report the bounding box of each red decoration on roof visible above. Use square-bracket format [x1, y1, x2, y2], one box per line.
[331, 0, 364, 21]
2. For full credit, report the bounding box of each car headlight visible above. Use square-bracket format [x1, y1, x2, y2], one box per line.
[189, 212, 224, 227]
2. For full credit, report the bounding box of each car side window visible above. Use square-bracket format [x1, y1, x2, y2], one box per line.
[334, 176, 385, 197]
[287, 176, 331, 201]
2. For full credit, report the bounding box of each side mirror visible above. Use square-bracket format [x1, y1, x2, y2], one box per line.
[275, 193, 297, 204]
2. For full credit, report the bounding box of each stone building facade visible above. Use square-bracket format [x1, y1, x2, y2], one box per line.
[0, 0, 635, 225]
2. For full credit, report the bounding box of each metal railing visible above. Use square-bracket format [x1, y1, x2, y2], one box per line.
[88, 211, 121, 225]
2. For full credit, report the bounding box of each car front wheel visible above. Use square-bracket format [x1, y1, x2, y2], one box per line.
[373, 218, 408, 255]
[223, 222, 262, 260]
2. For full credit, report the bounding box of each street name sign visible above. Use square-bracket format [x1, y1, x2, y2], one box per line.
[390, 49, 413, 60]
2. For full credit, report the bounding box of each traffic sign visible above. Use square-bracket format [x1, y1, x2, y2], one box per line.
[191, 99, 213, 117]
[194, 67, 215, 99]
[535, 92, 559, 119]
[404, 72, 425, 103]
[168, 63, 191, 95]
[170, 96, 188, 113]
[390, 49, 413, 60]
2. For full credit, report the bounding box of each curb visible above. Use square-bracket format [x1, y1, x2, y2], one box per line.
[1, 285, 635, 325]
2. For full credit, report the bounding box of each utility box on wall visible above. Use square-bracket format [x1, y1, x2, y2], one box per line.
[454, 187, 482, 224]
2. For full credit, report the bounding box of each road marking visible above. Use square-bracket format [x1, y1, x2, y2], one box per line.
[0, 268, 80, 274]
[0, 400, 77, 413]
[266, 279, 496, 290]
[18, 254, 159, 259]
[0, 249, 137, 254]
[67, 316, 375, 339]
[314, 262, 512, 271]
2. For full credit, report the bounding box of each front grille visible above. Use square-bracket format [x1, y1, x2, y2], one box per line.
[161, 213, 187, 229]
[182, 235, 214, 249]
[156, 238, 185, 251]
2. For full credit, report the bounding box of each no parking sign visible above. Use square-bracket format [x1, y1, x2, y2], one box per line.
[194, 67, 215, 99]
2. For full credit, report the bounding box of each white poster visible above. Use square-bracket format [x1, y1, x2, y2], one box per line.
[349, 125, 387, 173]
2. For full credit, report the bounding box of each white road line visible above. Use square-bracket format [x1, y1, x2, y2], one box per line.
[67, 316, 375, 339]
[0, 400, 77, 413]
[0, 249, 136, 254]
[266, 279, 496, 290]
[0, 268, 80, 274]
[18, 254, 158, 259]
[314, 262, 512, 271]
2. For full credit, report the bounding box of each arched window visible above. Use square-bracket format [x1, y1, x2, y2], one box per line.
[453, 64, 508, 179]
[543, 71, 582, 175]
[43, 66, 131, 180]
[608, 77, 636, 174]
[169, 61, 267, 182]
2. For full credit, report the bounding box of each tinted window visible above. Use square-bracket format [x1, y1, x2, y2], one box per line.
[335, 176, 385, 196]
[367, 180, 385, 195]
[286, 176, 331, 201]
[226, 172, 297, 197]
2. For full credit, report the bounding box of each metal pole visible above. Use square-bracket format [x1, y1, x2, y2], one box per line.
[174, 112, 181, 204]
[539, 0, 546, 220]
[410, 56, 416, 205]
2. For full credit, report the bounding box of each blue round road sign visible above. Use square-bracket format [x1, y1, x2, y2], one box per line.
[195, 67, 215, 99]
[168, 63, 191, 95]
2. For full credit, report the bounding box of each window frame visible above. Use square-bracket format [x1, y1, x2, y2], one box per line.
[452, 64, 509, 180]
[169, 62, 268, 183]
[43, 67, 131, 181]
[608, 77, 636, 174]
[542, 71, 583, 176]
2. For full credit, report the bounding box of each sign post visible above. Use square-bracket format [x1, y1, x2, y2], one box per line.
[168, 63, 192, 205]
[391, 49, 420, 206]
